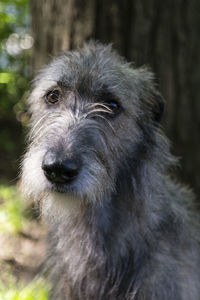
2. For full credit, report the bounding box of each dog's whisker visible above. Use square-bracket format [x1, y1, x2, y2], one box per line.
[86, 102, 113, 112]
[92, 114, 115, 132]
[29, 111, 61, 140]
[83, 108, 113, 119]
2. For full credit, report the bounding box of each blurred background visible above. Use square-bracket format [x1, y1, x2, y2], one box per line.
[0, 0, 200, 298]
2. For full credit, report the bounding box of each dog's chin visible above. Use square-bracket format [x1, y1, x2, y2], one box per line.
[40, 185, 82, 219]
[43, 175, 103, 204]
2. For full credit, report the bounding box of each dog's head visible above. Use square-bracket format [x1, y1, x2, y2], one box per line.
[20, 42, 165, 211]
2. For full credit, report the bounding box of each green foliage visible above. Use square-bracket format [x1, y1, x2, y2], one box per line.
[0, 185, 25, 233]
[0, 274, 49, 300]
[0, 0, 31, 182]
[0, 0, 30, 115]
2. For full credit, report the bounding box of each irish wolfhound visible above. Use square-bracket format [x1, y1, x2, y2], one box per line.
[20, 43, 200, 300]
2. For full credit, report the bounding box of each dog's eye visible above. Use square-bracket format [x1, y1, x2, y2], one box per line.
[45, 89, 60, 104]
[106, 101, 121, 115]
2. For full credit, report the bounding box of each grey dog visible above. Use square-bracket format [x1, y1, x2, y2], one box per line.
[20, 42, 200, 300]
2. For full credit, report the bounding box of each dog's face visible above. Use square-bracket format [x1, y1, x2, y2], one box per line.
[20, 43, 163, 209]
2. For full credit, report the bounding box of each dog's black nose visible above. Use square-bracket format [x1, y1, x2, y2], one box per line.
[42, 152, 80, 184]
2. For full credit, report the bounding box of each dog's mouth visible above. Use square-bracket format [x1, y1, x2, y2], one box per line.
[49, 182, 77, 194]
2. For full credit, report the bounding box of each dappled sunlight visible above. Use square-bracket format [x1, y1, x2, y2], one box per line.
[0, 269, 49, 300]
[0, 185, 25, 233]
[3, 33, 33, 56]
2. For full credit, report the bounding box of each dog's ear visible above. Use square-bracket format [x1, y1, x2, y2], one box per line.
[151, 91, 164, 123]
[136, 67, 164, 124]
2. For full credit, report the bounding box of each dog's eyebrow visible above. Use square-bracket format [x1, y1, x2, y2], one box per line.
[97, 91, 118, 102]
[31, 80, 58, 97]
[57, 79, 72, 89]
[95, 85, 120, 102]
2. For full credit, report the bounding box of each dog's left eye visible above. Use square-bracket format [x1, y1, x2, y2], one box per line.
[106, 101, 121, 115]
[45, 89, 60, 104]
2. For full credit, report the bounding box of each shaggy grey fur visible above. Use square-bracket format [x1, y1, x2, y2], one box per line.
[20, 42, 200, 300]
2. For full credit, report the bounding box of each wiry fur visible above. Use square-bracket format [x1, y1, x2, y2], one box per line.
[20, 43, 200, 300]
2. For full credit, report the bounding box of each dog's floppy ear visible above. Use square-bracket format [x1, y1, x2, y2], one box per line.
[151, 91, 164, 123]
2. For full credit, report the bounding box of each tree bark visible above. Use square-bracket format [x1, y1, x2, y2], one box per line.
[31, 0, 200, 198]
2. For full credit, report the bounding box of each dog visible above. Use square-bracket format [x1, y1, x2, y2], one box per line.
[20, 42, 200, 300]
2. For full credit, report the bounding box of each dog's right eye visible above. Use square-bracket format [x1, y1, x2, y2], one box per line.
[45, 89, 60, 105]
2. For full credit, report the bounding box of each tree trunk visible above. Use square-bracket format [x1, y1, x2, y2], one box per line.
[31, 0, 200, 198]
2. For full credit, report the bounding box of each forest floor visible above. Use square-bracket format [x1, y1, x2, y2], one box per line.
[0, 220, 46, 284]
[0, 185, 49, 299]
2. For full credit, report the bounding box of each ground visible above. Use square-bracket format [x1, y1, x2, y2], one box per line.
[0, 221, 46, 283]
[0, 185, 49, 299]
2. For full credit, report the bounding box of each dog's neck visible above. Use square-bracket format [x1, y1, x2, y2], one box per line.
[44, 163, 166, 299]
